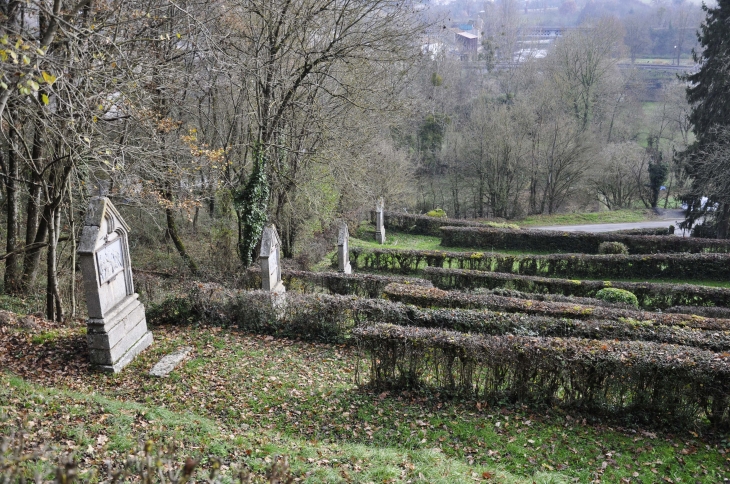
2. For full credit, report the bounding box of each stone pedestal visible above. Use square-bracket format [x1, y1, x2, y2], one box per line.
[78, 197, 152, 373]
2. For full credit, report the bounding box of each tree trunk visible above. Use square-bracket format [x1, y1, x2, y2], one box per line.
[4, 125, 20, 293]
[21, 203, 50, 291]
[165, 193, 199, 275]
[46, 205, 63, 322]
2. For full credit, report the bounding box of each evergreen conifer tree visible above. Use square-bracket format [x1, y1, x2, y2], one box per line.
[680, 0, 730, 237]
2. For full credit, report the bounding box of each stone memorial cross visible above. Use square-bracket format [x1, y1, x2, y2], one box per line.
[337, 222, 352, 274]
[78, 197, 153, 373]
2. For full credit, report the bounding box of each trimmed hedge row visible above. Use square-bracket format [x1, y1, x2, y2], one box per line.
[238, 268, 431, 297]
[439, 226, 730, 254]
[370, 211, 516, 236]
[148, 282, 730, 351]
[354, 324, 730, 426]
[382, 283, 730, 331]
[350, 247, 730, 281]
[423, 267, 730, 310]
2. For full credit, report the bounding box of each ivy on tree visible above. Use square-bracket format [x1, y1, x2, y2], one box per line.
[235, 146, 269, 267]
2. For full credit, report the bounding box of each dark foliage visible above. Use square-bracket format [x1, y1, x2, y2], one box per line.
[439, 226, 730, 254]
[423, 266, 730, 310]
[355, 324, 730, 427]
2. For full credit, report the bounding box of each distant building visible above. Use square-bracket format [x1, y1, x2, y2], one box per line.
[455, 32, 478, 52]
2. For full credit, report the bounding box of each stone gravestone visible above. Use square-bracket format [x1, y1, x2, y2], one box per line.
[78, 197, 153, 373]
[337, 222, 352, 274]
[259, 224, 286, 295]
[375, 198, 386, 244]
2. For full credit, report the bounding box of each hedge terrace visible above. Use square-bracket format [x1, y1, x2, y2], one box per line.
[354, 324, 730, 427]
[149, 283, 730, 351]
[423, 267, 730, 310]
[238, 268, 431, 297]
[369, 210, 515, 236]
[350, 247, 730, 281]
[439, 226, 730, 254]
[382, 283, 730, 330]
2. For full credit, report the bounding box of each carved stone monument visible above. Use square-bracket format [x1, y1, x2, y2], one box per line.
[78, 197, 153, 373]
[259, 224, 286, 294]
[375, 198, 386, 244]
[337, 222, 352, 274]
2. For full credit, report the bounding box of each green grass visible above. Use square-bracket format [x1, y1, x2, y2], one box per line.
[517, 209, 654, 227]
[2, 325, 728, 483]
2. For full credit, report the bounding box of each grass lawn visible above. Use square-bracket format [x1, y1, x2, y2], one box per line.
[1, 322, 728, 483]
[517, 209, 655, 227]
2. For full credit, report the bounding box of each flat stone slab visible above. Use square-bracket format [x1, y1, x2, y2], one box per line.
[149, 346, 192, 377]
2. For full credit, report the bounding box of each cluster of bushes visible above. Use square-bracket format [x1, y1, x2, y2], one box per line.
[423, 267, 730, 310]
[612, 227, 674, 236]
[370, 211, 518, 237]
[238, 267, 431, 298]
[351, 247, 730, 281]
[354, 324, 730, 427]
[382, 283, 730, 330]
[439, 226, 730, 254]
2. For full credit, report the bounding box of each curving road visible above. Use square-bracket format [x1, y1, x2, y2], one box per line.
[531, 210, 690, 237]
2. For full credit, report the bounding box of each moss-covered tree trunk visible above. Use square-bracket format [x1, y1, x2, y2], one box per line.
[234, 146, 269, 268]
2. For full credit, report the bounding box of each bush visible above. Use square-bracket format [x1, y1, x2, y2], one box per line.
[595, 288, 638, 308]
[439, 226, 730, 254]
[355, 323, 730, 427]
[426, 208, 447, 218]
[598, 241, 629, 255]
[423, 266, 730, 310]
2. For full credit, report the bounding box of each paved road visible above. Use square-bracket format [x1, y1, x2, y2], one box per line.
[531, 210, 691, 236]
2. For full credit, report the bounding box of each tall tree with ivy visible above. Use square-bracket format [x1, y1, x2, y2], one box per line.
[680, 0, 730, 238]
[234, 146, 269, 267]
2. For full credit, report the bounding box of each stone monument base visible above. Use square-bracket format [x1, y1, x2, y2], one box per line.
[87, 294, 153, 373]
[340, 262, 352, 274]
[376, 229, 386, 244]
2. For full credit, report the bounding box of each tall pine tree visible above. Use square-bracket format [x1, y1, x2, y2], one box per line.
[680, 0, 730, 238]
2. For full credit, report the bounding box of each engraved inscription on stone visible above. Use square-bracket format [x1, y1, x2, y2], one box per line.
[96, 238, 125, 285]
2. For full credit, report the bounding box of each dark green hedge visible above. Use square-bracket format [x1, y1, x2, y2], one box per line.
[423, 267, 730, 310]
[370, 211, 514, 236]
[440, 226, 730, 254]
[355, 324, 730, 427]
[382, 283, 730, 331]
[350, 247, 730, 281]
[238, 268, 431, 298]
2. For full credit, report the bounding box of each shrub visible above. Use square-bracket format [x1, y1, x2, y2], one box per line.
[426, 208, 447, 218]
[439, 226, 730, 254]
[595, 288, 638, 308]
[355, 323, 730, 427]
[598, 241, 629, 255]
[423, 266, 730, 310]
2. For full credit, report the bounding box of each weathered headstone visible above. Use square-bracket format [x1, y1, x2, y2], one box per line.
[337, 222, 352, 274]
[259, 224, 286, 294]
[78, 197, 153, 373]
[149, 346, 192, 378]
[375, 198, 386, 244]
